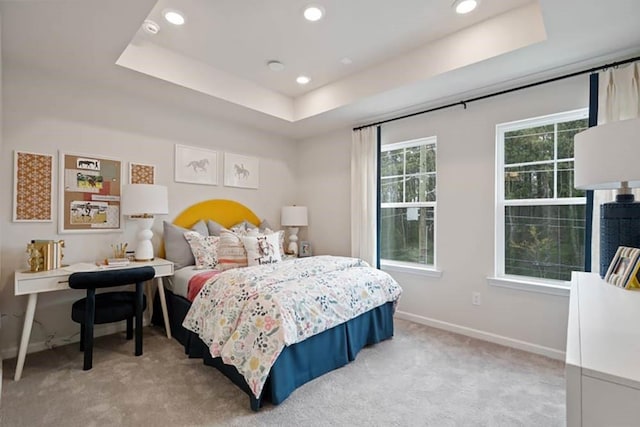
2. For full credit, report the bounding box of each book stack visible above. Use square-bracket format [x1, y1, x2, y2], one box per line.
[106, 258, 130, 267]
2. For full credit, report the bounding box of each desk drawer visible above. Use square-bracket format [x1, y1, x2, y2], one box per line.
[152, 263, 174, 277]
[16, 275, 71, 295]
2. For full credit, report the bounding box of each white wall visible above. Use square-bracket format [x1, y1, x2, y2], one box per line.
[298, 76, 589, 356]
[0, 65, 298, 358]
[296, 128, 353, 257]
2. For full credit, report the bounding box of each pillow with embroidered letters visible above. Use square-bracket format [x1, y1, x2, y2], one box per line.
[242, 232, 283, 267]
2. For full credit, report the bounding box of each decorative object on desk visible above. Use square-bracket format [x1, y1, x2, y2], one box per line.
[26, 240, 64, 272]
[604, 246, 640, 289]
[299, 241, 312, 257]
[59, 151, 122, 233]
[574, 118, 640, 276]
[122, 184, 168, 261]
[13, 151, 54, 222]
[224, 152, 259, 189]
[111, 242, 128, 258]
[129, 162, 155, 184]
[105, 258, 130, 266]
[281, 205, 308, 256]
[174, 144, 218, 185]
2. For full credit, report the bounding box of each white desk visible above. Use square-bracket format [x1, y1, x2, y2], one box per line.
[566, 272, 640, 426]
[13, 258, 174, 381]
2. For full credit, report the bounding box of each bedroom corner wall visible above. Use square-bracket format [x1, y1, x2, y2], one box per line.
[297, 76, 589, 356]
[0, 64, 298, 359]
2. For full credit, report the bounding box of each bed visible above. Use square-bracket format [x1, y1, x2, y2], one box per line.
[153, 199, 402, 411]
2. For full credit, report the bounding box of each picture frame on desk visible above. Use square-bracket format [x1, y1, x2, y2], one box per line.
[604, 246, 640, 289]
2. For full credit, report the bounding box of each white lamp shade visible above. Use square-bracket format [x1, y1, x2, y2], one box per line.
[121, 184, 169, 216]
[281, 206, 308, 226]
[574, 118, 640, 190]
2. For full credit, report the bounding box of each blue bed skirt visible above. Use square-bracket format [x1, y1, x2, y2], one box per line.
[153, 289, 395, 410]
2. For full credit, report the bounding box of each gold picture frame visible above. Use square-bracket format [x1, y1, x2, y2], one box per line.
[13, 150, 54, 222]
[129, 162, 156, 184]
[604, 246, 640, 289]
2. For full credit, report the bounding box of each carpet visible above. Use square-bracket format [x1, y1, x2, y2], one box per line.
[0, 319, 565, 426]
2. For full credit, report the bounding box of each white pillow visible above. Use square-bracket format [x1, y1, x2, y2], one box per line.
[184, 231, 220, 269]
[242, 232, 283, 266]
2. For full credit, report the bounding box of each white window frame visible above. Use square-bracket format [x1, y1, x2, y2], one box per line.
[492, 108, 588, 291]
[380, 136, 440, 275]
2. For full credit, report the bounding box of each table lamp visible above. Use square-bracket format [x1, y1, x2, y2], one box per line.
[281, 206, 308, 256]
[121, 184, 169, 261]
[574, 117, 640, 275]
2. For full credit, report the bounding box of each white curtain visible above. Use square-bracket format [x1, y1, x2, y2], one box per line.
[591, 62, 640, 273]
[351, 126, 378, 266]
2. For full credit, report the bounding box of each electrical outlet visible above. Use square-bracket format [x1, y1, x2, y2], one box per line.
[472, 292, 481, 306]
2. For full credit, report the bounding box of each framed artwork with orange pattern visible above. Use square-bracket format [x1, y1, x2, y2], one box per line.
[129, 162, 156, 185]
[13, 150, 54, 222]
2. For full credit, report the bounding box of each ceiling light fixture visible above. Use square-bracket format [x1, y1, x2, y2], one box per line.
[303, 4, 325, 22]
[163, 9, 186, 25]
[267, 61, 285, 72]
[142, 20, 160, 35]
[296, 75, 311, 85]
[452, 0, 478, 14]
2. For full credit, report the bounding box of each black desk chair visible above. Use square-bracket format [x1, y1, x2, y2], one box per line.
[69, 266, 155, 370]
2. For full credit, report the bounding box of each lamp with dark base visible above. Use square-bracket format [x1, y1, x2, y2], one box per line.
[574, 118, 640, 276]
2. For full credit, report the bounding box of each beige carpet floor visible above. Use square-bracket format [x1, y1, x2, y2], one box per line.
[0, 319, 565, 426]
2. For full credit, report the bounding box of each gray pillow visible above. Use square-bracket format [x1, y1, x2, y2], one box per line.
[163, 220, 208, 269]
[259, 219, 272, 232]
[206, 219, 224, 236]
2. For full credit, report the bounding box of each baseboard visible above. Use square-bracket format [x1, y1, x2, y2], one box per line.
[394, 310, 565, 361]
[0, 321, 149, 361]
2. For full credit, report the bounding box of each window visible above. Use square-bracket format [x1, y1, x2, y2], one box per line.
[496, 109, 588, 282]
[380, 137, 436, 268]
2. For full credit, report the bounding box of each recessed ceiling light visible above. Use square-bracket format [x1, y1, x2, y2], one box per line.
[452, 0, 478, 14]
[296, 75, 311, 85]
[267, 61, 285, 72]
[303, 4, 325, 22]
[142, 20, 160, 35]
[340, 57, 353, 65]
[163, 9, 185, 25]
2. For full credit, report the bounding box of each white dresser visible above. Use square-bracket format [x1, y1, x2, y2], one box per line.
[566, 272, 640, 426]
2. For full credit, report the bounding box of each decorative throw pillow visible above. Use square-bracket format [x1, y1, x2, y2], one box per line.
[264, 228, 285, 257]
[163, 220, 208, 270]
[184, 231, 220, 270]
[242, 232, 283, 266]
[216, 229, 249, 270]
[206, 219, 224, 236]
[259, 219, 272, 232]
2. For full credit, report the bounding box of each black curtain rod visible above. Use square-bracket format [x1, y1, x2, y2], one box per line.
[353, 55, 640, 131]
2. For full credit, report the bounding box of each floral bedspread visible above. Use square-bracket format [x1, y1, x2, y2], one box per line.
[182, 255, 402, 398]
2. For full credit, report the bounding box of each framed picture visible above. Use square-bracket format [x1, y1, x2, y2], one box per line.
[299, 241, 312, 257]
[129, 162, 155, 184]
[224, 152, 259, 189]
[175, 144, 218, 185]
[13, 151, 55, 222]
[58, 151, 123, 234]
[604, 246, 640, 289]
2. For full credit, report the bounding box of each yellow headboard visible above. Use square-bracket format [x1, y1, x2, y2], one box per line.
[172, 199, 260, 229]
[158, 199, 260, 258]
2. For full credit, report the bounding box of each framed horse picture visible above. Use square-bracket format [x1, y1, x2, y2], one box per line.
[224, 152, 259, 189]
[174, 144, 218, 186]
